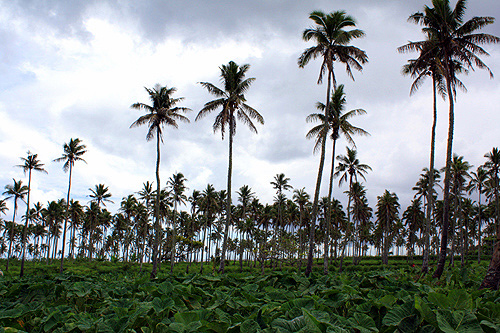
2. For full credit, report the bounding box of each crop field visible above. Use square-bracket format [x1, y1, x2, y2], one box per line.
[1, 259, 499, 333]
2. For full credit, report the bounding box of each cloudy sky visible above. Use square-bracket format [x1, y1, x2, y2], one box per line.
[0, 0, 499, 219]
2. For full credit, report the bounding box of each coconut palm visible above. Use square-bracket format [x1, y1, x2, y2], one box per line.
[196, 61, 264, 273]
[54, 138, 87, 272]
[307, 85, 368, 273]
[130, 84, 190, 278]
[298, 10, 368, 276]
[166, 172, 188, 273]
[17, 152, 47, 277]
[401, 0, 499, 279]
[3, 179, 28, 271]
[481, 147, 500, 289]
[293, 188, 310, 267]
[467, 166, 487, 263]
[376, 190, 400, 265]
[236, 185, 255, 272]
[199, 184, 218, 273]
[89, 184, 113, 208]
[270, 173, 292, 268]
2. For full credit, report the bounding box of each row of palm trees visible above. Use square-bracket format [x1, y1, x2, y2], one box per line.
[1, 148, 498, 279]
[1, 0, 498, 288]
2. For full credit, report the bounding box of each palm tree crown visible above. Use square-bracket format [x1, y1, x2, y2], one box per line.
[298, 10, 368, 86]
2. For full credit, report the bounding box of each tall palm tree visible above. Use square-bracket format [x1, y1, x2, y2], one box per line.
[298, 10, 368, 277]
[166, 172, 188, 273]
[54, 138, 87, 273]
[376, 190, 400, 265]
[196, 61, 264, 273]
[270, 173, 292, 268]
[401, 0, 499, 279]
[130, 84, 190, 278]
[293, 188, 310, 267]
[198, 184, 218, 274]
[307, 85, 368, 273]
[335, 147, 371, 263]
[481, 147, 500, 289]
[89, 184, 113, 208]
[236, 185, 255, 272]
[3, 179, 28, 271]
[17, 152, 47, 277]
[467, 166, 487, 263]
[399, 39, 449, 274]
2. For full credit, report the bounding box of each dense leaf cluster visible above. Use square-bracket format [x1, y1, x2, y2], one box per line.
[1, 268, 500, 332]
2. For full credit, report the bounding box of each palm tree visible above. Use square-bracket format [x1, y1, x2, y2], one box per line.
[130, 84, 190, 278]
[401, 0, 499, 279]
[196, 61, 264, 273]
[89, 184, 113, 208]
[54, 138, 87, 273]
[236, 185, 255, 272]
[17, 152, 47, 277]
[298, 10, 368, 277]
[376, 190, 400, 265]
[166, 172, 188, 273]
[448, 154, 471, 267]
[293, 188, 310, 267]
[481, 147, 500, 289]
[307, 85, 368, 273]
[3, 179, 28, 271]
[270, 173, 292, 268]
[467, 166, 487, 263]
[199, 184, 218, 273]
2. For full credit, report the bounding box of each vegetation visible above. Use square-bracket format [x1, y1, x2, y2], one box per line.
[0, 5, 499, 327]
[1, 259, 499, 332]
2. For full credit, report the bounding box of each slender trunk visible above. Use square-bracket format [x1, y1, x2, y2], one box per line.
[200, 214, 208, 274]
[170, 201, 177, 274]
[219, 120, 234, 274]
[6, 199, 18, 271]
[151, 130, 161, 279]
[480, 173, 500, 289]
[422, 77, 438, 274]
[306, 71, 332, 277]
[324, 138, 338, 274]
[59, 164, 72, 273]
[477, 190, 482, 263]
[20, 170, 32, 277]
[433, 74, 454, 279]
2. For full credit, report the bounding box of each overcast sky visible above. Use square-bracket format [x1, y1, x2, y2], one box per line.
[1, 0, 499, 219]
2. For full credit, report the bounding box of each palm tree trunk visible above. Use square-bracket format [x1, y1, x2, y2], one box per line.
[477, 191, 482, 264]
[20, 170, 32, 277]
[170, 202, 177, 274]
[59, 164, 72, 273]
[151, 129, 161, 279]
[6, 199, 18, 271]
[433, 75, 454, 279]
[324, 139, 338, 274]
[480, 173, 500, 289]
[219, 121, 234, 273]
[422, 77, 438, 274]
[306, 71, 332, 277]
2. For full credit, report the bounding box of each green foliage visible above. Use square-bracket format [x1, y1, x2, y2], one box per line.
[1, 264, 499, 332]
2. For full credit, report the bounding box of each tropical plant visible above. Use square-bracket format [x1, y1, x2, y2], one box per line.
[3, 179, 28, 271]
[16, 151, 47, 277]
[307, 84, 368, 273]
[376, 190, 400, 265]
[196, 61, 264, 273]
[481, 147, 500, 289]
[401, 0, 499, 279]
[166, 172, 188, 273]
[299, 9, 368, 277]
[54, 138, 87, 273]
[130, 84, 190, 278]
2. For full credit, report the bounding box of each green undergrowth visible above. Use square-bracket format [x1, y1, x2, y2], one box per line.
[1, 263, 499, 332]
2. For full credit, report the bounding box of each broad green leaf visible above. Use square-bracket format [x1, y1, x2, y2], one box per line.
[415, 295, 438, 327]
[240, 319, 261, 333]
[382, 301, 414, 326]
[347, 312, 378, 333]
[436, 310, 481, 333]
[447, 290, 473, 311]
[480, 320, 500, 333]
[428, 292, 449, 309]
[374, 294, 396, 309]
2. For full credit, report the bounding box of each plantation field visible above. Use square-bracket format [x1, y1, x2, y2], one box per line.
[1, 259, 500, 333]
